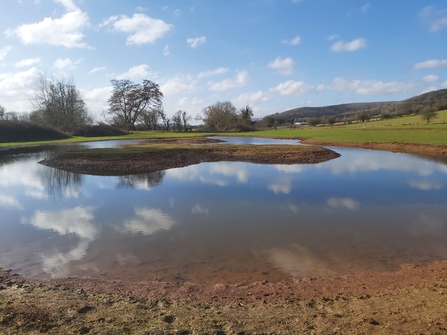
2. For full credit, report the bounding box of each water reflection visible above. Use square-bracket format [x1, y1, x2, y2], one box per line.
[1, 141, 447, 283]
[117, 171, 165, 190]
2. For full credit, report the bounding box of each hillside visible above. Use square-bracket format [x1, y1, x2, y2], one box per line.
[0, 120, 71, 143]
[270, 88, 447, 122]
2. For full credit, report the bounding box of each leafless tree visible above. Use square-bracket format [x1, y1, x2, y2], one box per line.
[201, 101, 238, 131]
[139, 108, 160, 131]
[171, 110, 183, 132]
[107, 79, 163, 129]
[158, 110, 171, 132]
[0, 104, 5, 119]
[31, 74, 92, 131]
[181, 111, 192, 131]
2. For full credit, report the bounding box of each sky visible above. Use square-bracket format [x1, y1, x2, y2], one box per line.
[1, 0, 447, 122]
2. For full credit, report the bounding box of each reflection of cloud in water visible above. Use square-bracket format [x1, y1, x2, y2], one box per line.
[210, 162, 249, 183]
[274, 165, 304, 174]
[20, 206, 98, 278]
[120, 207, 175, 236]
[21, 206, 98, 239]
[320, 150, 447, 176]
[25, 189, 49, 200]
[266, 244, 334, 277]
[289, 204, 299, 213]
[268, 176, 292, 194]
[192, 204, 209, 214]
[0, 193, 24, 210]
[327, 197, 359, 211]
[409, 214, 444, 236]
[199, 176, 227, 186]
[407, 180, 444, 191]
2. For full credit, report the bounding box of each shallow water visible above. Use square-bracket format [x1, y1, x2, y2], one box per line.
[1, 138, 447, 284]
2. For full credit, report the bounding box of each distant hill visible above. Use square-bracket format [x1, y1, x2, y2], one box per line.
[269, 88, 447, 123]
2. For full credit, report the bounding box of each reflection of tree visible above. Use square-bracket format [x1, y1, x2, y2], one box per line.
[38, 166, 83, 198]
[117, 171, 165, 189]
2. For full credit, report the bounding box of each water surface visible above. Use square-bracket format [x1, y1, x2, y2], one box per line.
[1, 139, 447, 284]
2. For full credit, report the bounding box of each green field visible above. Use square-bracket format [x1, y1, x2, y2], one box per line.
[1, 110, 446, 148]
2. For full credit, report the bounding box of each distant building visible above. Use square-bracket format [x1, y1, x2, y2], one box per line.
[294, 122, 307, 126]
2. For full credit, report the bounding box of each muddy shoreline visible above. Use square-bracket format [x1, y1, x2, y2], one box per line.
[2, 261, 447, 334]
[39, 138, 340, 175]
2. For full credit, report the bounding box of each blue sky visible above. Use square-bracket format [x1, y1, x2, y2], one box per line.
[1, 0, 447, 121]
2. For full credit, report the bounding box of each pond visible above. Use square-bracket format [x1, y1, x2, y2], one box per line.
[1, 138, 447, 284]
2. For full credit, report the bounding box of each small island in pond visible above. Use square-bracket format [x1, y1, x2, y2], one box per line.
[39, 137, 341, 175]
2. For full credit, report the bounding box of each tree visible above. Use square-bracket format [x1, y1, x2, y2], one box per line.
[307, 118, 321, 127]
[357, 110, 370, 123]
[420, 108, 437, 124]
[0, 104, 4, 119]
[181, 111, 192, 131]
[107, 79, 163, 129]
[326, 115, 337, 126]
[158, 110, 171, 132]
[239, 105, 253, 124]
[172, 111, 183, 132]
[263, 116, 276, 129]
[31, 74, 92, 131]
[201, 101, 238, 130]
[139, 108, 160, 131]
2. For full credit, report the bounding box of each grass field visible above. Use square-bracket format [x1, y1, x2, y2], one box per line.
[1, 110, 446, 148]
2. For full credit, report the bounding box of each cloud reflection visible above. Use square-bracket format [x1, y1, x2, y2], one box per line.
[120, 207, 175, 236]
[192, 204, 209, 214]
[20, 206, 98, 278]
[268, 177, 293, 194]
[327, 197, 359, 211]
[0, 193, 24, 210]
[407, 180, 444, 191]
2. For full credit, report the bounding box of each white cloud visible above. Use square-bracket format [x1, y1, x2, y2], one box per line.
[0, 67, 43, 111]
[81, 86, 112, 118]
[328, 34, 340, 41]
[5, 0, 91, 49]
[235, 91, 270, 105]
[326, 197, 359, 211]
[163, 44, 170, 56]
[361, 3, 370, 12]
[187, 36, 206, 48]
[0, 46, 13, 61]
[197, 67, 228, 79]
[330, 77, 414, 96]
[116, 64, 155, 80]
[53, 58, 72, 70]
[105, 14, 173, 45]
[331, 38, 366, 52]
[270, 80, 311, 96]
[423, 75, 439, 83]
[209, 71, 249, 91]
[173, 9, 182, 17]
[282, 36, 301, 46]
[14, 57, 40, 68]
[267, 57, 295, 75]
[178, 97, 202, 107]
[88, 66, 107, 74]
[414, 59, 447, 69]
[161, 75, 197, 95]
[420, 6, 447, 32]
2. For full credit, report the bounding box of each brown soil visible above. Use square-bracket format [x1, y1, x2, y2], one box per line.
[302, 139, 447, 159]
[2, 261, 447, 334]
[39, 139, 340, 175]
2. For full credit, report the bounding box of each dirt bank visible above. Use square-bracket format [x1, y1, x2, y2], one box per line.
[302, 139, 447, 159]
[39, 138, 340, 175]
[2, 261, 447, 334]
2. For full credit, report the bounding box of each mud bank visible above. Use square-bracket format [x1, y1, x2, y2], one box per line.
[39, 138, 340, 175]
[2, 261, 447, 334]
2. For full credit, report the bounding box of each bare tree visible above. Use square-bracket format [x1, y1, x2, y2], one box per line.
[139, 109, 160, 130]
[181, 111, 192, 131]
[0, 104, 4, 119]
[172, 110, 183, 132]
[107, 79, 163, 129]
[158, 110, 171, 132]
[239, 105, 253, 124]
[31, 74, 92, 131]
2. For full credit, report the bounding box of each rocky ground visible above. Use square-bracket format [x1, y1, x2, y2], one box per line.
[2, 261, 447, 334]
